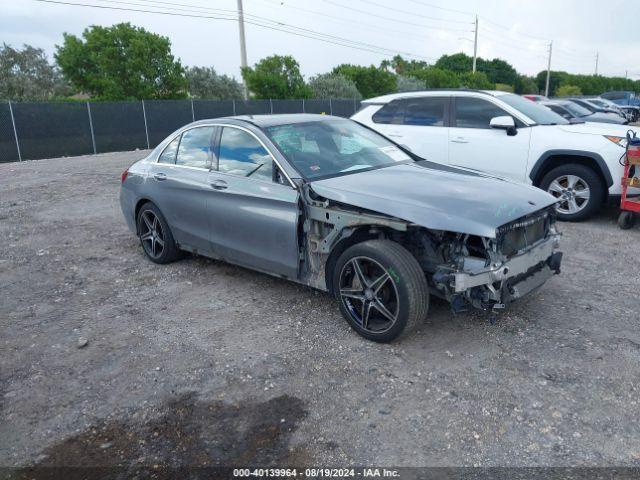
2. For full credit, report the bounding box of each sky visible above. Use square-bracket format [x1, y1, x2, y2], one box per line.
[1, 0, 639, 81]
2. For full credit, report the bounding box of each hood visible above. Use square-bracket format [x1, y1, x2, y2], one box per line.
[309, 162, 557, 238]
[558, 121, 638, 136]
[582, 112, 627, 124]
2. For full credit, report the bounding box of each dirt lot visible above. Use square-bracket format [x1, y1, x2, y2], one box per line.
[1, 151, 639, 469]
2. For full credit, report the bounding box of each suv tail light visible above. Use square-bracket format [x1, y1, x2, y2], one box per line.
[121, 168, 129, 183]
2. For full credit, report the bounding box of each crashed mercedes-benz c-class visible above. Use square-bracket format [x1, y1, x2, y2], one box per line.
[120, 114, 562, 342]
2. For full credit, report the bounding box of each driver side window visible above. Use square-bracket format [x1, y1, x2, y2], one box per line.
[454, 97, 514, 129]
[217, 127, 274, 182]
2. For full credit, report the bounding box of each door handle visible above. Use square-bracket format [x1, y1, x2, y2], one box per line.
[450, 137, 469, 144]
[210, 179, 228, 190]
[387, 133, 402, 138]
[153, 172, 167, 181]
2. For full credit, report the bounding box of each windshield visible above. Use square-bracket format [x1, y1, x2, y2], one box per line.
[499, 93, 569, 125]
[264, 119, 412, 180]
[589, 99, 607, 107]
[562, 102, 591, 118]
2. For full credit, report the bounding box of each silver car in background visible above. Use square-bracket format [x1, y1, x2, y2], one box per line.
[120, 114, 562, 342]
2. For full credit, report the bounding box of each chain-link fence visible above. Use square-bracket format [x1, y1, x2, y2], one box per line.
[0, 98, 362, 162]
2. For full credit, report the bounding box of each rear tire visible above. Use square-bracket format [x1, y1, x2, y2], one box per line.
[137, 203, 180, 264]
[333, 240, 429, 343]
[540, 164, 604, 221]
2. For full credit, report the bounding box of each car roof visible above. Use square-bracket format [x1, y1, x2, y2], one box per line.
[188, 113, 340, 129]
[361, 89, 509, 104]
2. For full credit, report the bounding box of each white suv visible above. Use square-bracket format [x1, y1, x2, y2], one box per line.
[353, 90, 638, 221]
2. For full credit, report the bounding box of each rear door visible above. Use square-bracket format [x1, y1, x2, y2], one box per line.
[448, 95, 531, 182]
[146, 126, 216, 253]
[367, 96, 450, 164]
[206, 125, 300, 279]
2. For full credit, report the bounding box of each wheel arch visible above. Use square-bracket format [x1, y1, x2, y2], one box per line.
[529, 150, 613, 192]
[134, 198, 155, 234]
[323, 225, 400, 295]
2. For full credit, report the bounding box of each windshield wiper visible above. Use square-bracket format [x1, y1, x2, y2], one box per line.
[245, 163, 264, 178]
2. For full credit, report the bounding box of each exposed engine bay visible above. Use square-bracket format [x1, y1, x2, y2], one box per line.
[300, 185, 562, 312]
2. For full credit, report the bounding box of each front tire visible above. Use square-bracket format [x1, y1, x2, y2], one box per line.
[333, 240, 429, 343]
[540, 164, 604, 221]
[137, 203, 180, 264]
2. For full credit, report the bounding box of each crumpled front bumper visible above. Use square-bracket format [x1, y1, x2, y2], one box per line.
[452, 233, 562, 307]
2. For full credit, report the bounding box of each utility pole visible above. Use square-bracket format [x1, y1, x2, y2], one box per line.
[594, 52, 599, 76]
[237, 0, 249, 100]
[544, 41, 553, 97]
[472, 15, 478, 73]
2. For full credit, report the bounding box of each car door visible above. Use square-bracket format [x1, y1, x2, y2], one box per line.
[146, 126, 216, 253]
[206, 125, 300, 279]
[448, 95, 531, 182]
[368, 96, 450, 164]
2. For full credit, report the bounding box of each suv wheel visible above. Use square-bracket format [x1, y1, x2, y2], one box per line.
[540, 164, 604, 221]
[333, 240, 429, 343]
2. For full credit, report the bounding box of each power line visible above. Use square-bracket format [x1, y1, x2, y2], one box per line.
[249, 0, 452, 49]
[404, 0, 474, 17]
[33, 0, 433, 60]
[322, 0, 474, 33]
[73, 0, 434, 58]
[353, 0, 473, 25]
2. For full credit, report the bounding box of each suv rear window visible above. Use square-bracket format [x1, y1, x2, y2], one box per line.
[372, 102, 403, 124]
[372, 97, 447, 126]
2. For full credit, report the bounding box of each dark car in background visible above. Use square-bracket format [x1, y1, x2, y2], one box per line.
[589, 97, 638, 122]
[541, 100, 628, 125]
[568, 98, 627, 120]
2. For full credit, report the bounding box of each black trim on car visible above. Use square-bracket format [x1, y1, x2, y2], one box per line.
[529, 150, 614, 187]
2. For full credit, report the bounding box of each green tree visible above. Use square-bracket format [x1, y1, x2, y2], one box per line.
[535, 70, 569, 96]
[308, 73, 361, 99]
[332, 64, 396, 98]
[0, 43, 72, 100]
[514, 75, 538, 94]
[241, 55, 311, 99]
[458, 71, 493, 89]
[480, 58, 517, 85]
[555, 84, 582, 97]
[396, 75, 426, 92]
[436, 53, 518, 87]
[381, 55, 430, 75]
[434, 52, 472, 73]
[495, 83, 514, 93]
[55, 23, 187, 100]
[186, 67, 243, 99]
[408, 67, 459, 88]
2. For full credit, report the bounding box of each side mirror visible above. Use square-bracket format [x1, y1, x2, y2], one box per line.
[490, 115, 517, 136]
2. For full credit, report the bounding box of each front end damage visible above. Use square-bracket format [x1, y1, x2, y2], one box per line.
[299, 185, 562, 313]
[430, 208, 562, 311]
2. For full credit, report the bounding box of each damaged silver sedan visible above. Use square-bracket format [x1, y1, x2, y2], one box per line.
[120, 114, 562, 342]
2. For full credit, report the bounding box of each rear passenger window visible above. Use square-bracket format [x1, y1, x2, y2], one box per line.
[372, 102, 403, 124]
[402, 97, 446, 126]
[176, 127, 215, 168]
[455, 97, 511, 129]
[158, 135, 180, 164]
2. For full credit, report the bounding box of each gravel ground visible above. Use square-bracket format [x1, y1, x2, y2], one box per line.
[1, 151, 639, 469]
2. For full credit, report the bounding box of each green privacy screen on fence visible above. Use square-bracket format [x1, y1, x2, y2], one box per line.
[0, 99, 362, 162]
